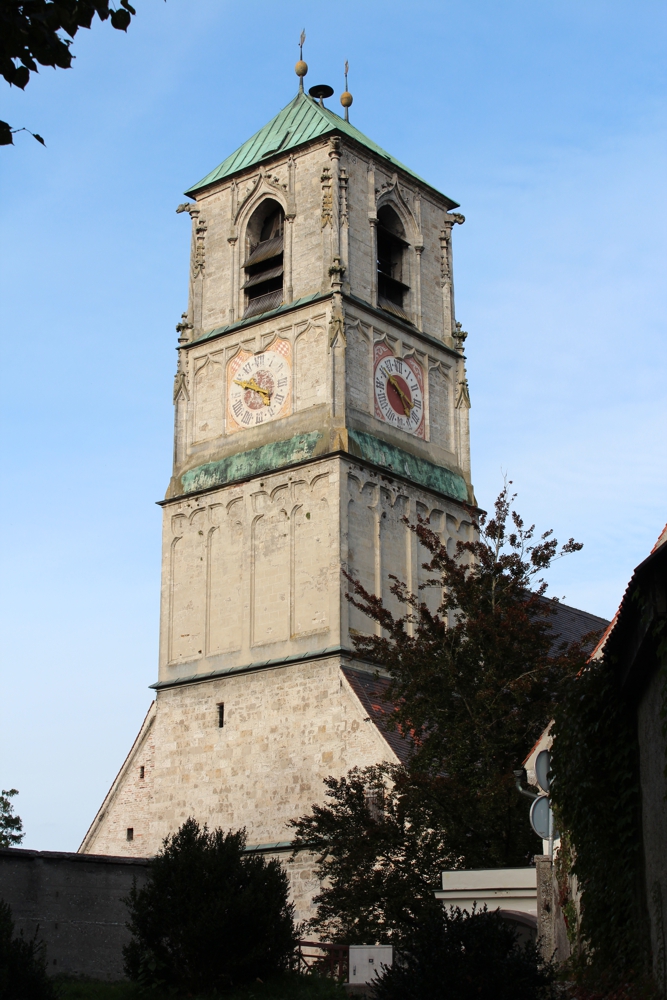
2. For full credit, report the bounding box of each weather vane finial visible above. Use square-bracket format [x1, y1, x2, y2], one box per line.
[340, 60, 353, 122]
[295, 30, 308, 92]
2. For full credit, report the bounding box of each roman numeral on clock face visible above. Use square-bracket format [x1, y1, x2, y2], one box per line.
[229, 349, 291, 429]
[373, 353, 425, 438]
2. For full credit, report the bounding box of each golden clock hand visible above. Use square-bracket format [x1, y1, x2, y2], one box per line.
[233, 378, 271, 405]
[380, 367, 414, 416]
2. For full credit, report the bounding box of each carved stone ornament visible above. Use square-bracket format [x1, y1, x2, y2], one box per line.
[176, 311, 193, 345]
[376, 173, 418, 235]
[234, 168, 288, 225]
[328, 259, 346, 347]
[328, 255, 345, 289]
[440, 212, 466, 287]
[321, 167, 333, 228]
[339, 168, 349, 226]
[193, 214, 207, 277]
[456, 377, 471, 409]
[328, 303, 345, 347]
[453, 322, 468, 352]
[173, 371, 189, 403]
[439, 231, 451, 286]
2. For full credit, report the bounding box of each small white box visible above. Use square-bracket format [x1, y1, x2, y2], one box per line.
[348, 945, 393, 984]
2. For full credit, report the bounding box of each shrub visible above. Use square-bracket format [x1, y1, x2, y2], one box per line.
[0, 898, 56, 1000]
[123, 818, 298, 993]
[371, 906, 557, 1000]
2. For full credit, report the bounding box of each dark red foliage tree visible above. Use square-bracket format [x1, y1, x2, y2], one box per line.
[291, 486, 598, 942]
[1, 0, 139, 145]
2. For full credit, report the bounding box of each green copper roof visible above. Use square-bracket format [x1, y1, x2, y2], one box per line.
[185, 91, 455, 202]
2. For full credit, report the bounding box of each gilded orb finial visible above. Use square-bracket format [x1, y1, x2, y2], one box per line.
[340, 60, 353, 122]
[295, 29, 308, 91]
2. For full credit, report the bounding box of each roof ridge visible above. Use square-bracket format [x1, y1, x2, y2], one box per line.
[542, 596, 610, 623]
[185, 91, 455, 201]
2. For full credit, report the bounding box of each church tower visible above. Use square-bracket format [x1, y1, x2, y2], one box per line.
[80, 64, 474, 921]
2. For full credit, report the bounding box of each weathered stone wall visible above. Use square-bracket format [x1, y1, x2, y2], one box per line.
[81, 109, 475, 933]
[343, 302, 465, 474]
[172, 301, 331, 490]
[173, 302, 469, 500]
[81, 658, 392, 926]
[0, 848, 149, 981]
[157, 456, 472, 688]
[195, 145, 327, 332]
[187, 134, 459, 343]
[0, 846, 323, 979]
[535, 854, 573, 964]
[160, 458, 341, 681]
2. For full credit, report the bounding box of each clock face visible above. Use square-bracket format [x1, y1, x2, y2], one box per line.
[227, 342, 292, 430]
[374, 345, 425, 438]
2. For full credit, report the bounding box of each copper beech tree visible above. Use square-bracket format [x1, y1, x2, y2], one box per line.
[1, 0, 141, 145]
[291, 485, 599, 944]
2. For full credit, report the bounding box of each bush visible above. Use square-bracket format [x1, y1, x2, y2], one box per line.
[371, 906, 557, 1000]
[123, 818, 298, 993]
[0, 898, 56, 1000]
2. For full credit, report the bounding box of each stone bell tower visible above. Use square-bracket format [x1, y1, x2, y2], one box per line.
[80, 62, 475, 921]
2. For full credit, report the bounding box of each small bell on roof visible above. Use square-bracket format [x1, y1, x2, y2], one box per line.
[295, 30, 308, 91]
[340, 61, 353, 122]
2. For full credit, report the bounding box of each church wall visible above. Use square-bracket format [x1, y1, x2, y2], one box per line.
[81, 658, 396, 920]
[290, 148, 330, 300]
[188, 137, 458, 349]
[160, 457, 341, 686]
[342, 460, 474, 643]
[193, 141, 334, 335]
[81, 96, 475, 935]
[174, 301, 330, 483]
[419, 193, 452, 340]
[159, 452, 472, 688]
[195, 184, 232, 331]
[339, 146, 454, 341]
[342, 147, 374, 307]
[342, 304, 462, 476]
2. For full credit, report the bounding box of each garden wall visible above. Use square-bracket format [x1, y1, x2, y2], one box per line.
[0, 847, 149, 981]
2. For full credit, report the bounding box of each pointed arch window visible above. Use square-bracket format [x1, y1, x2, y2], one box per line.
[377, 205, 410, 322]
[243, 199, 285, 319]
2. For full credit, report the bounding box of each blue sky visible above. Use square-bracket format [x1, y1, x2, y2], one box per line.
[1, 0, 665, 851]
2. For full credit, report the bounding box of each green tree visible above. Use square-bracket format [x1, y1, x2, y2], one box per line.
[0, 898, 56, 1000]
[1, 0, 139, 145]
[371, 905, 557, 1000]
[124, 818, 299, 993]
[0, 789, 24, 848]
[292, 486, 597, 941]
[290, 765, 454, 945]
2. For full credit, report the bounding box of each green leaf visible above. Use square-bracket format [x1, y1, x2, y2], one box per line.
[33, 133, 46, 146]
[0, 121, 13, 146]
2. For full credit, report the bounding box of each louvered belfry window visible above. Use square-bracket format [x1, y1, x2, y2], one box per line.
[243, 200, 285, 319]
[377, 205, 410, 322]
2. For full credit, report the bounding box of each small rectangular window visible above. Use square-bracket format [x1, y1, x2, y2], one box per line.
[126, 828, 134, 842]
[139, 766, 145, 779]
[217, 703, 225, 728]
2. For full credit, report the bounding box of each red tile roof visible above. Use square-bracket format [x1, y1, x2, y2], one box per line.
[342, 598, 610, 763]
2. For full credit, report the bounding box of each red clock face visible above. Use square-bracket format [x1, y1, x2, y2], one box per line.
[373, 345, 425, 438]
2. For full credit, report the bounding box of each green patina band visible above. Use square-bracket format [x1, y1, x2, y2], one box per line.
[180, 428, 468, 502]
[180, 431, 324, 493]
[348, 429, 468, 502]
